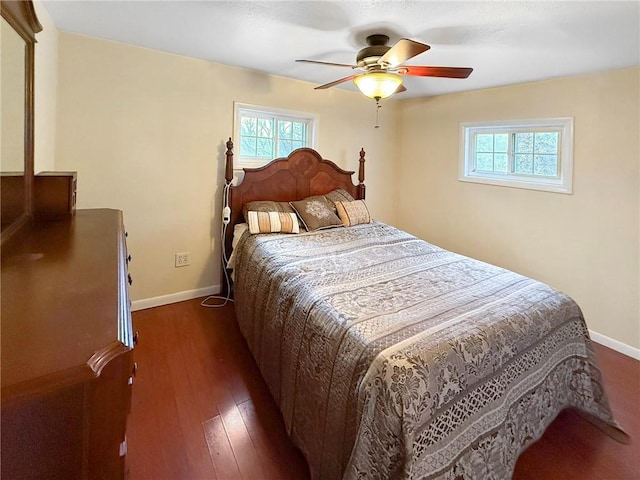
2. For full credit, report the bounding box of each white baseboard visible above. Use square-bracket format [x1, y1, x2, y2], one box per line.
[590, 329, 640, 360]
[131, 284, 221, 312]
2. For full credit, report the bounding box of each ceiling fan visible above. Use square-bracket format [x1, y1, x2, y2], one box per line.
[296, 34, 473, 101]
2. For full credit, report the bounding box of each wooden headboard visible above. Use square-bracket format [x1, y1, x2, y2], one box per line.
[223, 138, 366, 257]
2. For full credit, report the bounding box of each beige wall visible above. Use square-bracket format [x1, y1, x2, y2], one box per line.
[33, 0, 57, 172]
[397, 68, 640, 349]
[53, 32, 398, 302]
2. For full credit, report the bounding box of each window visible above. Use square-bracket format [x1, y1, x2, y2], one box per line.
[234, 103, 316, 167]
[459, 118, 573, 193]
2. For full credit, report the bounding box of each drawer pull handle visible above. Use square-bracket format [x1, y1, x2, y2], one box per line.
[128, 274, 133, 285]
[133, 331, 139, 345]
[132, 362, 138, 376]
[127, 254, 132, 263]
[128, 376, 134, 386]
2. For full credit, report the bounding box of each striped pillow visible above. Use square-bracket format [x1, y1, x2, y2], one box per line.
[247, 211, 300, 234]
[242, 200, 295, 224]
[335, 200, 371, 227]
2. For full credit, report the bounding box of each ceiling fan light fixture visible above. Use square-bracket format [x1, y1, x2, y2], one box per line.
[354, 72, 403, 100]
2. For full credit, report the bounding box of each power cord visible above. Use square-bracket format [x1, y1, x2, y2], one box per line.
[201, 183, 234, 308]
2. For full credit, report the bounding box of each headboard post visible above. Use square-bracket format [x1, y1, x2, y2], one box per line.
[225, 138, 234, 184]
[221, 138, 235, 296]
[358, 148, 366, 200]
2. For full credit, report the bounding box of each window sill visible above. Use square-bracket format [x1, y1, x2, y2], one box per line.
[459, 174, 573, 194]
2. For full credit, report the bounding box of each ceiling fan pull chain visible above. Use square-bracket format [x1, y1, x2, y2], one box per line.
[374, 98, 381, 128]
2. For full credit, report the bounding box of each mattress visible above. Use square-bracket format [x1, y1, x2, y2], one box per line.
[232, 221, 626, 479]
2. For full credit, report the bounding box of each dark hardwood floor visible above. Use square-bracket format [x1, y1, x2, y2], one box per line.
[128, 298, 639, 479]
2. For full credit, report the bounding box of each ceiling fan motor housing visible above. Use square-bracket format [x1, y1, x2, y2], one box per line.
[357, 34, 391, 68]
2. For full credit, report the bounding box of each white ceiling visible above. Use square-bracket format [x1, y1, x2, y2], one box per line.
[41, 1, 640, 99]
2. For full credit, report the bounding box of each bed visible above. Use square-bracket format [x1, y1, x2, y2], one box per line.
[222, 139, 628, 480]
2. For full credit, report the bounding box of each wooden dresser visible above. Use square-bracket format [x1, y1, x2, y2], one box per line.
[1, 209, 135, 479]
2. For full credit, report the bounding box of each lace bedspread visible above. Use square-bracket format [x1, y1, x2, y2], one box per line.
[233, 221, 626, 480]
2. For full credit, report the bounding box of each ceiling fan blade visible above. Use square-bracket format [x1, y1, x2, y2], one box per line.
[378, 38, 430, 68]
[400, 66, 473, 78]
[314, 74, 359, 90]
[296, 59, 357, 68]
[395, 84, 407, 94]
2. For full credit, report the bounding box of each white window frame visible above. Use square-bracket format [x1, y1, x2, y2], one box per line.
[459, 117, 574, 194]
[233, 102, 317, 168]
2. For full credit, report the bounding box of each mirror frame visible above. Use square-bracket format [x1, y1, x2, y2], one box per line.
[1, 0, 42, 246]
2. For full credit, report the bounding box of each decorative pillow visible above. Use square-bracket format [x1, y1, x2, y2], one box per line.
[325, 188, 356, 210]
[335, 200, 371, 227]
[247, 211, 300, 234]
[290, 196, 343, 231]
[242, 200, 295, 224]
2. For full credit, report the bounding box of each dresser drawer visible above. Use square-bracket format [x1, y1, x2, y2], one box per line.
[34, 171, 77, 219]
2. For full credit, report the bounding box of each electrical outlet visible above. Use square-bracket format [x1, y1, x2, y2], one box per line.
[175, 252, 190, 267]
